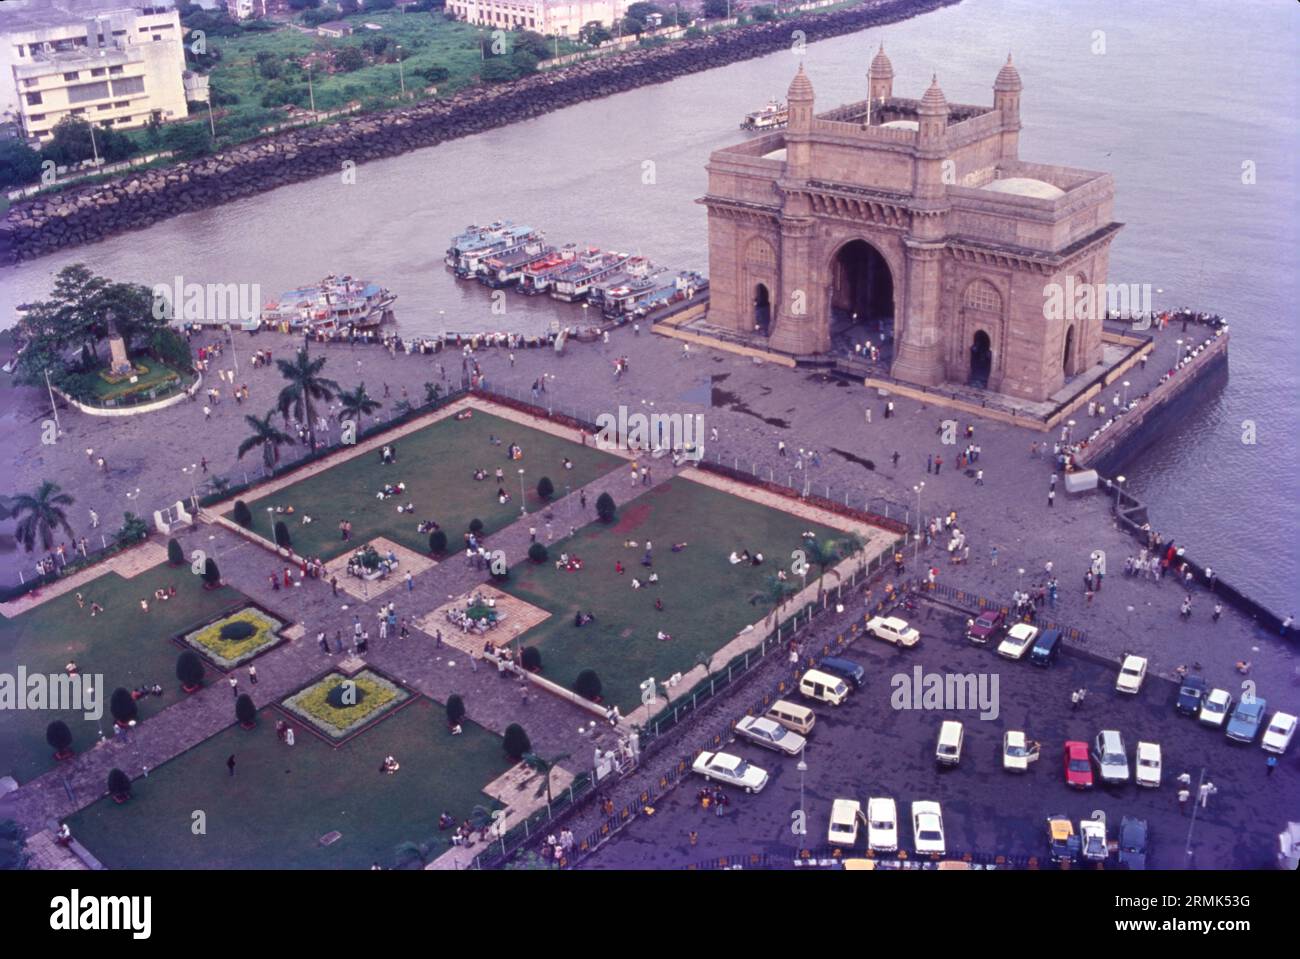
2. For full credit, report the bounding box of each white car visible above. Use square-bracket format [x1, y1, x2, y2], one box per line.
[866, 797, 898, 853]
[691, 750, 769, 793]
[827, 798, 862, 847]
[1262, 711, 1297, 755]
[1002, 730, 1041, 772]
[1199, 688, 1233, 727]
[734, 715, 806, 756]
[1092, 730, 1130, 784]
[996, 623, 1039, 660]
[911, 800, 946, 856]
[1116, 655, 1148, 694]
[866, 615, 921, 648]
[1080, 818, 1108, 862]
[1135, 740, 1162, 787]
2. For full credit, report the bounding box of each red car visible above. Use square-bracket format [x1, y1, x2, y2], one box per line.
[966, 609, 1006, 645]
[1064, 741, 1094, 789]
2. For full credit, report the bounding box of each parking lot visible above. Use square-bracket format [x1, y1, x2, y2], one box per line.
[589, 601, 1299, 869]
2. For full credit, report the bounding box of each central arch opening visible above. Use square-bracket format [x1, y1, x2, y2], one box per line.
[830, 239, 894, 360]
[1063, 324, 1076, 377]
[753, 283, 771, 336]
[969, 330, 993, 387]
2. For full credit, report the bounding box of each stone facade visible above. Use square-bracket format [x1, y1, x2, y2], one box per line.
[701, 51, 1123, 402]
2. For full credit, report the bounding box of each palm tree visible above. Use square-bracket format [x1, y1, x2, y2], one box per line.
[275, 348, 339, 451]
[237, 409, 295, 473]
[801, 533, 863, 603]
[749, 573, 796, 627]
[522, 751, 571, 807]
[423, 381, 442, 406]
[393, 839, 435, 868]
[11, 480, 75, 553]
[338, 382, 382, 429]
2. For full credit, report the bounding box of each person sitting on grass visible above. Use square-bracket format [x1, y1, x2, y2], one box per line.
[89, 602, 103, 616]
[615, 561, 624, 575]
[648, 572, 659, 584]
[139, 598, 150, 613]
[657, 630, 672, 642]
[301, 513, 313, 525]
[438, 812, 456, 831]
[473, 468, 487, 481]
[729, 551, 742, 565]
[497, 488, 511, 505]
[65, 661, 78, 675]
[381, 755, 400, 775]
[655, 598, 664, 612]
[631, 578, 642, 589]
[750, 552, 764, 567]
[671, 542, 688, 552]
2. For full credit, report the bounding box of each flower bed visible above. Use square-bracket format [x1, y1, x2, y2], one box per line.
[181, 606, 286, 668]
[281, 670, 410, 741]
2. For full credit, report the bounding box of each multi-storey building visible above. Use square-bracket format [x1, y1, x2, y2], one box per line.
[445, 0, 627, 36]
[0, 0, 189, 143]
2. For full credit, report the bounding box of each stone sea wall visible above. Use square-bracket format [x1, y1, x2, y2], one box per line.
[0, 0, 959, 265]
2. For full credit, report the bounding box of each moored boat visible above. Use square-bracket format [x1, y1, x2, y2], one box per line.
[550, 249, 632, 302]
[260, 275, 396, 331]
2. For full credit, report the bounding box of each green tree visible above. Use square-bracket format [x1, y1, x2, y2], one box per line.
[581, 22, 612, 44]
[333, 46, 365, 73]
[274, 520, 292, 550]
[513, 30, 551, 59]
[749, 573, 796, 626]
[428, 529, 448, 554]
[109, 688, 138, 725]
[10, 481, 74, 554]
[233, 500, 253, 527]
[522, 750, 570, 806]
[423, 381, 442, 405]
[800, 533, 862, 603]
[510, 49, 540, 75]
[238, 409, 296, 472]
[595, 492, 616, 523]
[480, 59, 517, 83]
[622, 16, 646, 35]
[107, 768, 132, 800]
[627, 3, 662, 22]
[167, 537, 185, 566]
[275, 348, 340, 451]
[574, 669, 601, 701]
[752, 4, 777, 21]
[521, 646, 542, 670]
[176, 650, 205, 690]
[202, 556, 221, 588]
[527, 542, 548, 564]
[236, 693, 257, 726]
[446, 694, 466, 727]
[503, 723, 531, 759]
[536, 476, 554, 500]
[161, 122, 213, 158]
[257, 56, 284, 81]
[46, 720, 74, 758]
[338, 382, 382, 428]
[0, 140, 43, 190]
[703, 0, 728, 17]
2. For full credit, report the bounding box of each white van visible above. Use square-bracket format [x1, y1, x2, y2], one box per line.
[935, 720, 964, 766]
[799, 669, 849, 706]
[766, 700, 816, 736]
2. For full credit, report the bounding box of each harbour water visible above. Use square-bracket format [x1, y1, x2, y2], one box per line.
[0, 0, 1295, 609]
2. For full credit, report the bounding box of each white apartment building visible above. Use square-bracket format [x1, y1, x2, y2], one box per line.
[0, 0, 189, 143]
[446, 0, 627, 37]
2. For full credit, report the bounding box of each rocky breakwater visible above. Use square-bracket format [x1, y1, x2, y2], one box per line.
[0, 0, 959, 265]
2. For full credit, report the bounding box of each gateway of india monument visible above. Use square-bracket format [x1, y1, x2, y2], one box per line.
[699, 48, 1123, 402]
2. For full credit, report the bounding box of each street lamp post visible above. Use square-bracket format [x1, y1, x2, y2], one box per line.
[1122, 380, 1130, 407]
[796, 744, 807, 823]
[181, 463, 199, 511]
[396, 45, 405, 99]
[1114, 474, 1126, 508]
[43, 369, 61, 434]
[306, 61, 316, 116]
[518, 468, 526, 516]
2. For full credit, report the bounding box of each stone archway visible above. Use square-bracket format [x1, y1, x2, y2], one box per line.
[753, 283, 771, 335]
[1063, 324, 1077, 377]
[969, 330, 993, 387]
[829, 238, 895, 356]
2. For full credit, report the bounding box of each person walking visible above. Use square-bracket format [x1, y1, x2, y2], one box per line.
[1048, 489, 1055, 508]
[247, 665, 258, 685]
[229, 675, 239, 698]
[405, 571, 414, 592]
[1266, 755, 1278, 777]
[891, 450, 900, 468]
[864, 407, 872, 424]
[1177, 788, 1190, 814]
[975, 469, 984, 486]
[89, 509, 100, 528]
[226, 755, 236, 777]
[934, 456, 942, 475]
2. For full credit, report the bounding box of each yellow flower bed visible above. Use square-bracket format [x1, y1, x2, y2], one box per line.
[184, 607, 284, 668]
[281, 670, 408, 739]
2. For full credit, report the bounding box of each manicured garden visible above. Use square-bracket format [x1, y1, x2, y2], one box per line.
[241, 409, 620, 561]
[500, 476, 848, 712]
[85, 356, 188, 405]
[68, 698, 511, 869]
[181, 606, 286, 669]
[0, 564, 246, 783]
[282, 670, 410, 741]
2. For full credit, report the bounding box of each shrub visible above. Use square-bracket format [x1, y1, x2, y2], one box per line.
[220, 620, 257, 641]
[574, 669, 602, 701]
[503, 723, 531, 759]
[109, 687, 138, 725]
[446, 694, 465, 727]
[46, 720, 73, 757]
[233, 500, 253, 527]
[596, 491, 616, 523]
[429, 529, 448, 554]
[167, 538, 184, 566]
[235, 693, 257, 726]
[468, 518, 484, 535]
[326, 681, 366, 708]
[107, 768, 131, 800]
[176, 651, 205, 689]
[527, 542, 548, 564]
[274, 520, 292, 549]
[521, 646, 542, 671]
[202, 557, 221, 587]
[537, 476, 554, 500]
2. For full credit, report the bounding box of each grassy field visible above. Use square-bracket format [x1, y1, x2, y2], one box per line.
[0, 564, 246, 784]
[68, 697, 511, 869]
[500, 476, 846, 712]
[243, 410, 621, 561]
[86, 357, 186, 404]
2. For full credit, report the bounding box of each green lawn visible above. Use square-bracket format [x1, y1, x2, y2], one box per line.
[68, 698, 511, 869]
[501, 476, 845, 712]
[0, 564, 246, 783]
[86, 356, 185, 404]
[242, 410, 620, 561]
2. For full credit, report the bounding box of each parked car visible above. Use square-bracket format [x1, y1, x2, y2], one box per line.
[996, 623, 1039, 660]
[1135, 741, 1162, 788]
[819, 656, 866, 689]
[1262, 711, 1297, 755]
[734, 715, 806, 756]
[1046, 814, 1079, 863]
[827, 798, 863, 847]
[1093, 730, 1130, 784]
[691, 751, 769, 793]
[911, 801, 945, 856]
[1175, 675, 1208, 716]
[965, 609, 1005, 645]
[799, 668, 849, 706]
[1116, 654, 1148, 694]
[1064, 740, 1094, 789]
[1002, 730, 1041, 772]
[1080, 818, 1108, 862]
[866, 615, 921, 648]
[1117, 816, 1149, 870]
[866, 797, 898, 853]
[935, 720, 964, 766]
[1226, 698, 1268, 743]
[1199, 688, 1233, 727]
[1029, 627, 1064, 666]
